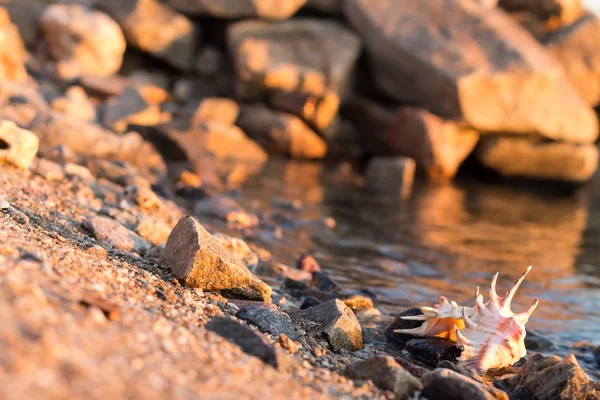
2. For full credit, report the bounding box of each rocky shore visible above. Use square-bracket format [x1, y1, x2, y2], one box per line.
[1, 0, 600, 399]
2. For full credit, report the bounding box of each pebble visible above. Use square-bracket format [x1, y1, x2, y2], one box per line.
[81, 216, 152, 255]
[385, 307, 425, 346]
[0, 120, 39, 170]
[31, 158, 65, 181]
[236, 306, 299, 340]
[421, 368, 508, 400]
[404, 337, 462, 367]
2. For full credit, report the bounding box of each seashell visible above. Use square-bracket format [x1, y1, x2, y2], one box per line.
[394, 266, 539, 373]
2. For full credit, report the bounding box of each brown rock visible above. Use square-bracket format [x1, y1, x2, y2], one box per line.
[166, 0, 306, 20]
[51, 86, 97, 122]
[476, 136, 598, 182]
[192, 97, 240, 127]
[0, 8, 28, 82]
[101, 86, 161, 132]
[40, 4, 126, 79]
[500, 353, 600, 400]
[268, 89, 340, 132]
[544, 12, 600, 106]
[499, 0, 582, 25]
[1, 0, 47, 47]
[345, 355, 422, 399]
[365, 156, 416, 198]
[99, 0, 196, 70]
[237, 104, 327, 160]
[159, 215, 272, 302]
[0, 120, 39, 169]
[344, 0, 598, 144]
[421, 368, 508, 400]
[227, 18, 361, 100]
[82, 216, 152, 254]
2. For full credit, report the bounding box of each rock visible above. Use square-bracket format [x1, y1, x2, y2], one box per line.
[51, 86, 97, 122]
[300, 297, 321, 309]
[159, 215, 272, 302]
[278, 333, 300, 354]
[544, 12, 600, 106]
[194, 196, 259, 228]
[1, 0, 46, 47]
[0, 120, 39, 169]
[82, 216, 152, 254]
[365, 156, 416, 198]
[237, 104, 327, 160]
[227, 18, 361, 100]
[40, 4, 126, 79]
[421, 368, 508, 400]
[499, 0, 582, 25]
[212, 233, 259, 270]
[404, 338, 462, 368]
[227, 299, 278, 312]
[205, 317, 290, 370]
[236, 306, 298, 340]
[167, 0, 306, 20]
[593, 346, 600, 366]
[296, 254, 321, 273]
[344, 0, 598, 144]
[310, 271, 342, 292]
[0, 8, 28, 82]
[63, 162, 94, 182]
[342, 294, 374, 311]
[394, 356, 431, 379]
[191, 97, 240, 127]
[345, 355, 422, 400]
[99, 0, 196, 70]
[499, 353, 600, 399]
[524, 330, 555, 351]
[31, 158, 65, 181]
[288, 298, 363, 351]
[476, 137, 598, 182]
[133, 214, 172, 246]
[268, 89, 340, 132]
[101, 86, 162, 132]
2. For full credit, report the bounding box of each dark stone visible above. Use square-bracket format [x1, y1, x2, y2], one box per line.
[421, 368, 508, 400]
[300, 296, 321, 309]
[508, 387, 534, 400]
[362, 327, 386, 344]
[404, 337, 462, 368]
[236, 306, 298, 340]
[311, 271, 342, 292]
[385, 307, 425, 346]
[524, 330, 555, 351]
[285, 277, 309, 290]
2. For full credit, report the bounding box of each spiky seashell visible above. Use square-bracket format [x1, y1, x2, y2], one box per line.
[394, 266, 539, 373]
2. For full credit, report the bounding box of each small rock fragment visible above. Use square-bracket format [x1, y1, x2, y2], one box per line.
[159, 215, 272, 302]
[345, 355, 423, 400]
[342, 294, 374, 311]
[365, 156, 416, 198]
[278, 333, 300, 354]
[82, 216, 152, 254]
[0, 120, 39, 169]
[288, 298, 363, 351]
[236, 306, 298, 340]
[404, 337, 462, 368]
[421, 368, 508, 400]
[40, 4, 126, 79]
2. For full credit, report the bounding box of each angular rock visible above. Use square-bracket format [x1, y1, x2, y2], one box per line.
[205, 317, 290, 370]
[0, 8, 28, 82]
[345, 355, 423, 399]
[0, 120, 39, 169]
[365, 156, 416, 198]
[167, 0, 306, 20]
[40, 4, 126, 79]
[99, 0, 196, 70]
[51, 86, 97, 122]
[344, 0, 598, 144]
[236, 306, 298, 340]
[476, 136, 598, 182]
[500, 353, 600, 400]
[159, 215, 272, 302]
[544, 12, 600, 106]
[422, 368, 508, 400]
[191, 97, 240, 127]
[499, 0, 582, 25]
[237, 105, 327, 160]
[227, 19, 361, 100]
[404, 337, 462, 368]
[212, 233, 259, 270]
[82, 216, 152, 254]
[288, 298, 363, 351]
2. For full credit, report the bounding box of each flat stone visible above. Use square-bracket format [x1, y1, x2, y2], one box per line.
[476, 136, 598, 182]
[227, 18, 361, 100]
[167, 0, 307, 20]
[159, 215, 272, 302]
[237, 104, 327, 160]
[404, 337, 462, 367]
[0, 120, 39, 170]
[288, 298, 363, 351]
[205, 317, 291, 370]
[40, 4, 126, 79]
[212, 233, 259, 270]
[345, 355, 423, 399]
[365, 156, 416, 198]
[0, 8, 28, 82]
[499, 353, 600, 400]
[344, 0, 598, 144]
[82, 216, 152, 255]
[236, 306, 298, 340]
[544, 12, 600, 106]
[99, 0, 196, 70]
[421, 368, 508, 400]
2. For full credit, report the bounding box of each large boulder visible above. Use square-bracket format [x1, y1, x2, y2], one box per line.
[40, 4, 126, 79]
[344, 0, 598, 144]
[98, 0, 195, 70]
[167, 0, 306, 20]
[0, 8, 28, 82]
[227, 18, 361, 101]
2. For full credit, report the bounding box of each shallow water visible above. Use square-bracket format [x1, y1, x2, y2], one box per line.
[236, 159, 600, 373]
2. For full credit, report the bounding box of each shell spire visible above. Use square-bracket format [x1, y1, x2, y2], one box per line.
[394, 267, 539, 373]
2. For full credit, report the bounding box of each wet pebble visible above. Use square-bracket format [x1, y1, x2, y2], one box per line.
[404, 337, 462, 367]
[236, 306, 298, 340]
[524, 330, 555, 351]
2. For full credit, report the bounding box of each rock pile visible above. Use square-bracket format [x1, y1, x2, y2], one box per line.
[0, 0, 597, 188]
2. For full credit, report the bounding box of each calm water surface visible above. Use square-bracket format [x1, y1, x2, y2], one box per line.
[234, 159, 600, 373]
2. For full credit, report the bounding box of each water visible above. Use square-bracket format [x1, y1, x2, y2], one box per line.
[234, 159, 600, 373]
